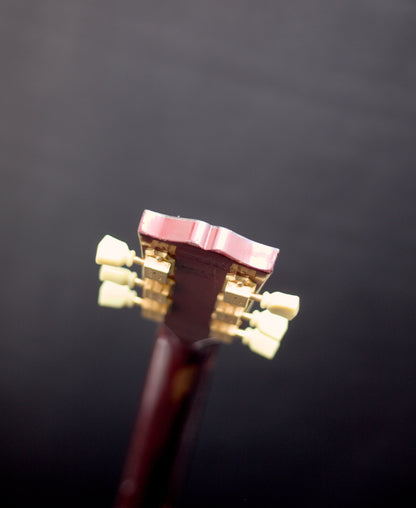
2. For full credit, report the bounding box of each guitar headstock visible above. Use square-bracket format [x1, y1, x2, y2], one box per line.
[95, 210, 299, 359]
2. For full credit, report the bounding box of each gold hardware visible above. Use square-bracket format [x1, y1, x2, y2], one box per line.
[142, 249, 175, 284]
[210, 272, 260, 343]
[212, 294, 243, 325]
[223, 274, 257, 307]
[142, 278, 173, 304]
[209, 320, 236, 343]
[141, 298, 171, 322]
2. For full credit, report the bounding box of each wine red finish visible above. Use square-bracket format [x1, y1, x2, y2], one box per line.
[114, 325, 218, 508]
[139, 209, 279, 273]
[114, 210, 279, 507]
[139, 211, 279, 343]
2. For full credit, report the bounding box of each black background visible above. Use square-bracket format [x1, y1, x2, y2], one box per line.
[1, 1, 415, 507]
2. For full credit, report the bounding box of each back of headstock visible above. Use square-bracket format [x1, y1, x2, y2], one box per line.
[96, 210, 299, 359]
[94, 210, 300, 507]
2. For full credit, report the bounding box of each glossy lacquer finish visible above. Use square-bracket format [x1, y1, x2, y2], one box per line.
[139, 210, 279, 343]
[114, 325, 218, 508]
[139, 209, 278, 274]
[114, 210, 279, 507]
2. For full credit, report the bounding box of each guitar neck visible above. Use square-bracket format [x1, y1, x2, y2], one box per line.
[95, 210, 299, 507]
[114, 324, 219, 508]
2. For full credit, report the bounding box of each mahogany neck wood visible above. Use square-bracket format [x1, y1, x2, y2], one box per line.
[114, 324, 219, 508]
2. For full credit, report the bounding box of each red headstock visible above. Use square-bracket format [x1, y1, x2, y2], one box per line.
[96, 210, 299, 359]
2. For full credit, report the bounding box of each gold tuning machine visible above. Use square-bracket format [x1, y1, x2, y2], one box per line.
[97, 281, 170, 322]
[96, 235, 175, 284]
[95, 235, 176, 322]
[210, 272, 299, 359]
[223, 276, 299, 320]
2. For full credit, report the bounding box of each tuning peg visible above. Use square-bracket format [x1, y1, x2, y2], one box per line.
[95, 235, 144, 267]
[96, 236, 175, 284]
[99, 265, 144, 289]
[98, 281, 171, 322]
[242, 310, 288, 341]
[98, 281, 142, 308]
[223, 279, 299, 320]
[237, 328, 281, 360]
[251, 291, 299, 320]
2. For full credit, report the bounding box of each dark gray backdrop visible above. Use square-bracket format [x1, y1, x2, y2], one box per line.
[1, 1, 415, 506]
